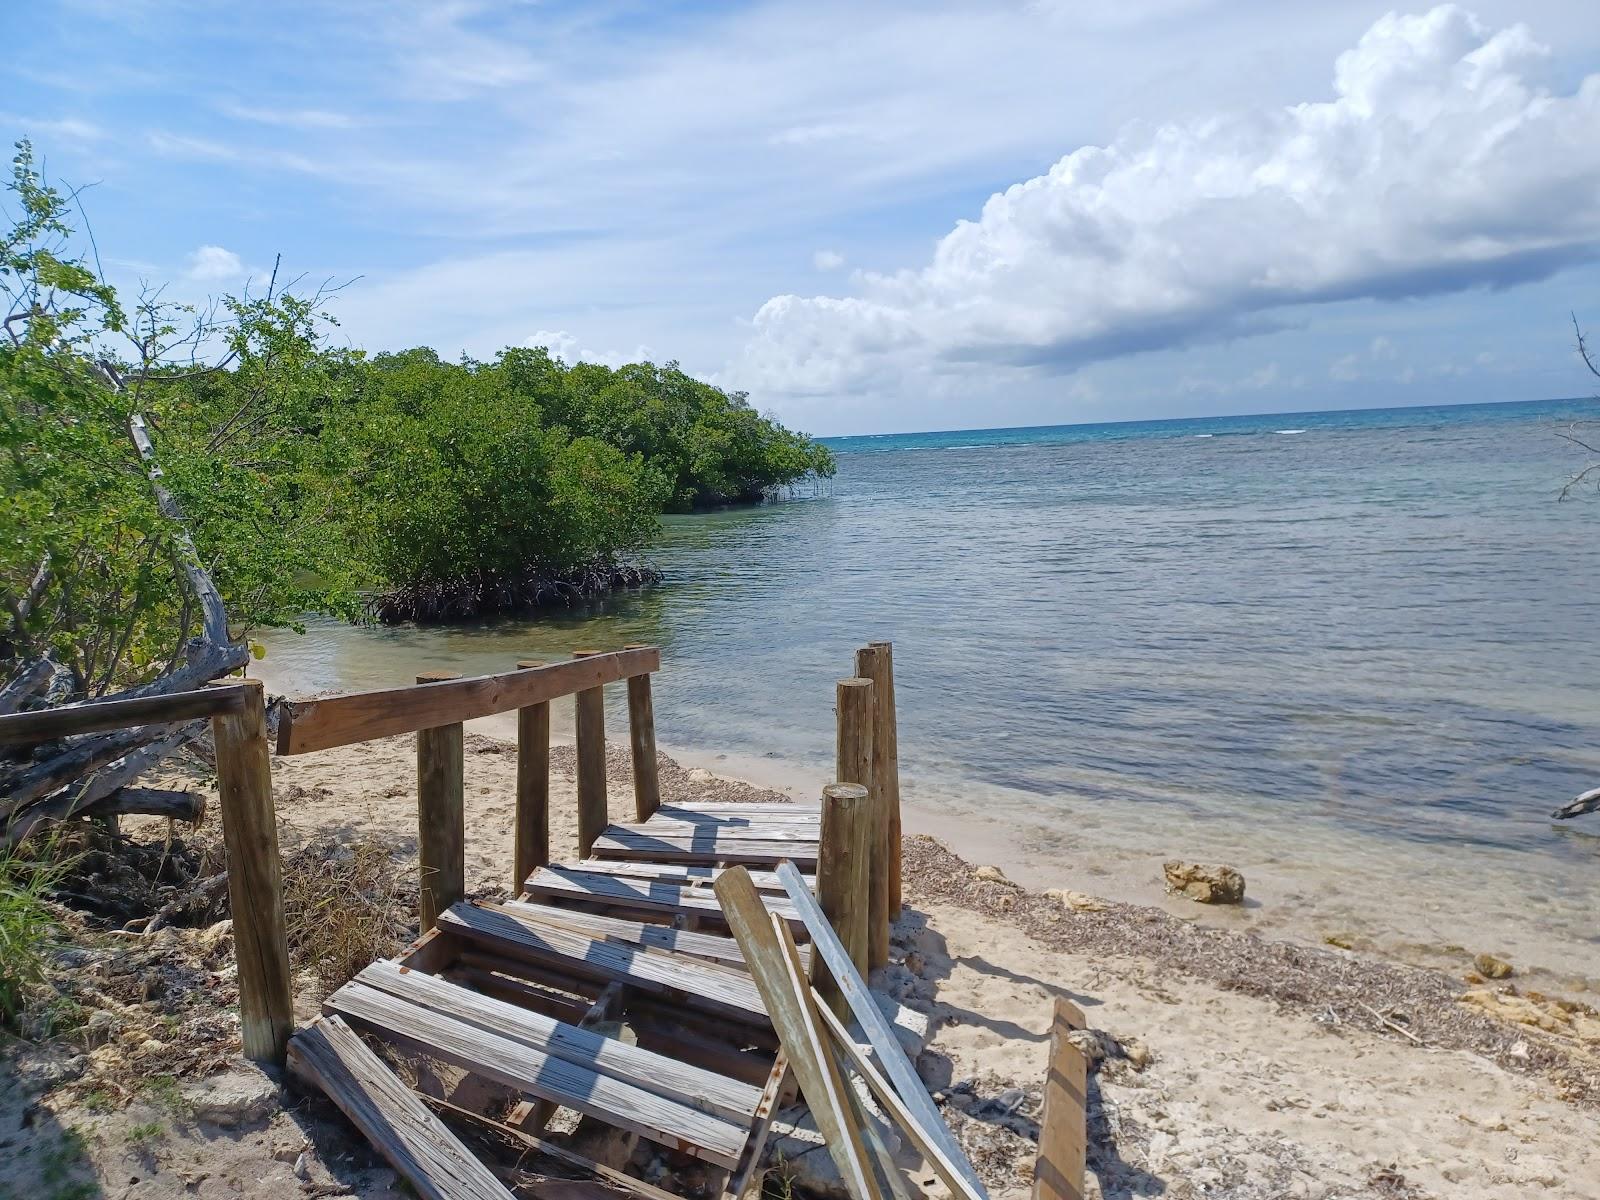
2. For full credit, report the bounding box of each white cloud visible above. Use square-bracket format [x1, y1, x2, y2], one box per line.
[732, 6, 1600, 398]
[185, 245, 244, 281]
[218, 103, 358, 130]
[3, 114, 103, 141]
[813, 249, 846, 271]
[524, 328, 652, 369]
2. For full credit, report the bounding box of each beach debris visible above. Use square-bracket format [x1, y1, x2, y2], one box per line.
[181, 1061, 282, 1127]
[1162, 860, 1246, 904]
[1550, 785, 1600, 820]
[1473, 953, 1514, 980]
[973, 865, 1019, 888]
[1045, 887, 1107, 912]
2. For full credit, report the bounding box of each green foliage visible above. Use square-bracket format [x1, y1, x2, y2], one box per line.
[2, 137, 834, 684]
[0, 840, 62, 1027]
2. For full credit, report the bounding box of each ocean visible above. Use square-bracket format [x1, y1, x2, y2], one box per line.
[259, 396, 1600, 976]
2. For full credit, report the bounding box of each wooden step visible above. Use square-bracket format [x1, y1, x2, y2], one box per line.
[665, 801, 822, 816]
[288, 1015, 514, 1200]
[524, 866, 805, 933]
[624, 818, 820, 842]
[436, 902, 769, 1025]
[324, 980, 749, 1169]
[565, 858, 816, 895]
[501, 899, 811, 974]
[352, 960, 762, 1124]
[591, 826, 818, 868]
[652, 805, 822, 827]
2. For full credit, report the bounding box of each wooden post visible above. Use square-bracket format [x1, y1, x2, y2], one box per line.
[854, 647, 896, 968]
[624, 644, 660, 822]
[864, 641, 902, 913]
[572, 650, 608, 858]
[513, 660, 550, 892]
[1033, 998, 1088, 1200]
[835, 676, 887, 969]
[416, 670, 465, 930]
[815, 782, 870, 1018]
[211, 678, 292, 1064]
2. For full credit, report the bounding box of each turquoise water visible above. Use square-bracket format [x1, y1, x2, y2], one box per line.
[262, 396, 1600, 970]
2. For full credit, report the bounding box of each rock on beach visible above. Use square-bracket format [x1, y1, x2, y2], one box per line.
[1163, 860, 1246, 904]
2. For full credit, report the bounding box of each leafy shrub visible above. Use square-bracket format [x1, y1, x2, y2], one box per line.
[0, 844, 62, 1027]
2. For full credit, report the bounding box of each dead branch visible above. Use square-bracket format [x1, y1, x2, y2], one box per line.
[1551, 787, 1600, 821]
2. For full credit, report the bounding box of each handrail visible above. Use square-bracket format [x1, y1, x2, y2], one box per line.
[276, 646, 660, 756]
[0, 683, 249, 745]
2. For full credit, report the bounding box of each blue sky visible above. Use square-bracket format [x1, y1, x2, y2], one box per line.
[5, 1, 1600, 436]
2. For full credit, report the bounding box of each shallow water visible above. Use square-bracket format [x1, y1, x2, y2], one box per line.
[259, 398, 1600, 976]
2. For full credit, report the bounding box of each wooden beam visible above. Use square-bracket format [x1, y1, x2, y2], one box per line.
[573, 650, 608, 858]
[1033, 998, 1088, 1200]
[865, 642, 902, 913]
[276, 647, 660, 754]
[835, 676, 886, 968]
[0, 682, 247, 745]
[774, 860, 988, 1199]
[211, 677, 292, 1065]
[416, 671, 465, 931]
[624, 645, 661, 822]
[712, 867, 879, 1200]
[287, 1017, 515, 1200]
[813, 992, 984, 1200]
[515, 659, 551, 889]
[815, 782, 870, 1017]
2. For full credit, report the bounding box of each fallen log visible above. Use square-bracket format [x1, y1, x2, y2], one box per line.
[85, 786, 206, 825]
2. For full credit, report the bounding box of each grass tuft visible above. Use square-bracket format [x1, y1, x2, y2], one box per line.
[0, 840, 69, 1028]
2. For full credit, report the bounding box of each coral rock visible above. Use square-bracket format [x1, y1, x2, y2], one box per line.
[1163, 861, 1246, 904]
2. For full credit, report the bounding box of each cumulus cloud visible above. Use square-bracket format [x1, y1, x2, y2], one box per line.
[184, 244, 244, 281]
[812, 249, 845, 271]
[733, 6, 1600, 396]
[525, 329, 652, 369]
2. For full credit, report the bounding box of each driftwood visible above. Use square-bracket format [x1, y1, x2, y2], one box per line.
[1552, 787, 1600, 821]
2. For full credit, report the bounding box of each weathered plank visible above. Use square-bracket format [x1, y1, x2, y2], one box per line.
[651, 805, 822, 827]
[277, 647, 659, 755]
[591, 827, 818, 868]
[436, 902, 769, 1024]
[416, 671, 464, 931]
[212, 677, 292, 1064]
[524, 867, 805, 931]
[714, 868, 878, 1200]
[776, 861, 988, 1199]
[354, 960, 761, 1124]
[562, 858, 814, 895]
[813, 992, 984, 1200]
[501, 899, 811, 974]
[618, 819, 820, 842]
[665, 801, 822, 815]
[514, 659, 551, 888]
[287, 1016, 515, 1200]
[324, 979, 749, 1168]
[0, 682, 247, 745]
[1033, 998, 1088, 1200]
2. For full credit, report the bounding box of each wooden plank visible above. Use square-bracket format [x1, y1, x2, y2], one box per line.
[713, 868, 879, 1200]
[524, 867, 804, 931]
[502, 899, 754, 968]
[0, 682, 247, 745]
[515, 659, 551, 888]
[666, 802, 822, 815]
[436, 902, 769, 1024]
[564, 858, 813, 895]
[212, 678, 292, 1065]
[591, 828, 818, 868]
[429, 1097, 688, 1200]
[653, 805, 821, 826]
[416, 671, 465, 931]
[355, 960, 761, 1124]
[622, 819, 820, 842]
[277, 646, 660, 754]
[813, 991, 984, 1200]
[324, 979, 749, 1168]
[725, 1054, 789, 1200]
[573, 650, 608, 859]
[625, 648, 661, 822]
[831, 1037, 917, 1200]
[287, 1016, 514, 1200]
[775, 861, 988, 1199]
[1033, 998, 1088, 1200]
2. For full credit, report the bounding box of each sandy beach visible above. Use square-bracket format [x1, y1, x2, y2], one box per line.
[6, 724, 1593, 1200]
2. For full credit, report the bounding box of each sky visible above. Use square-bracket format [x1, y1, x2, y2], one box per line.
[4, 0, 1600, 436]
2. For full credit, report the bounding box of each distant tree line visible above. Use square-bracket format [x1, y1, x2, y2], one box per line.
[1, 138, 834, 714]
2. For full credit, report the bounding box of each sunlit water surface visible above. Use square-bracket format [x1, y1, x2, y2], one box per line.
[259, 399, 1600, 978]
